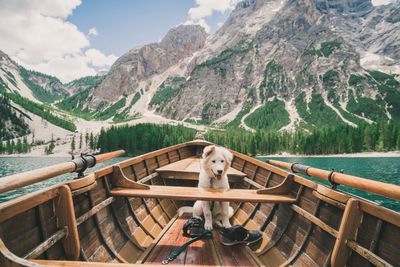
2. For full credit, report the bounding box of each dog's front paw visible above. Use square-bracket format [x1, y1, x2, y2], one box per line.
[222, 221, 232, 228]
[204, 221, 213, 231]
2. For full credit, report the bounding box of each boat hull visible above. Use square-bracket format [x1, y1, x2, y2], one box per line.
[0, 140, 399, 266]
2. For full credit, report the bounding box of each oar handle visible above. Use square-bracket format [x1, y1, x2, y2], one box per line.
[266, 159, 400, 200]
[0, 150, 125, 195]
[95, 150, 125, 163]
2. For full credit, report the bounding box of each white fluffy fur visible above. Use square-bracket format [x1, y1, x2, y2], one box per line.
[193, 145, 234, 230]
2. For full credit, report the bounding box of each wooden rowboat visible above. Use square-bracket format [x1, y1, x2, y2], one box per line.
[0, 139, 399, 266]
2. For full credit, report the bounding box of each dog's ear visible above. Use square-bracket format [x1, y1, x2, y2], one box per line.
[202, 145, 215, 159]
[221, 148, 233, 164]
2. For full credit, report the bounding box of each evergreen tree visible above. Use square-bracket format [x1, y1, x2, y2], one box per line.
[79, 133, 83, 149]
[85, 132, 89, 146]
[89, 133, 94, 150]
[71, 136, 76, 154]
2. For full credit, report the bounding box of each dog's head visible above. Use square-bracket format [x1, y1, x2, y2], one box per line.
[202, 145, 233, 180]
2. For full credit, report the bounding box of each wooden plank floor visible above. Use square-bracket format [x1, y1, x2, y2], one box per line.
[143, 214, 260, 266]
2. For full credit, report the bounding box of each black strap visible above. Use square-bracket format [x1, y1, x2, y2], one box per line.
[162, 231, 212, 264]
[328, 169, 339, 189]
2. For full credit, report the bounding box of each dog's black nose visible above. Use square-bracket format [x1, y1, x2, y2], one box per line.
[217, 170, 223, 174]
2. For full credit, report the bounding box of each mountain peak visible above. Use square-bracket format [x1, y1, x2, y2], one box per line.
[311, 0, 373, 14]
[160, 25, 207, 54]
[0, 50, 10, 61]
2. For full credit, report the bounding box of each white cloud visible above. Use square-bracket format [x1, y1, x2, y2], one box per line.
[185, 0, 240, 33]
[184, 18, 210, 33]
[0, 0, 117, 83]
[88, 27, 98, 36]
[85, 48, 118, 67]
[22, 49, 118, 82]
[372, 0, 395, 5]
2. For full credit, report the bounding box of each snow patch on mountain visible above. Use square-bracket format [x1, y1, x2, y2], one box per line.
[279, 98, 302, 132]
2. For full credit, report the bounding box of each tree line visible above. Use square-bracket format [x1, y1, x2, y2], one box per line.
[206, 120, 400, 155]
[97, 124, 196, 156]
[96, 121, 400, 157]
[0, 137, 31, 154]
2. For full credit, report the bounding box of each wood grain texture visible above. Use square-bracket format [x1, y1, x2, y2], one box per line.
[331, 198, 363, 267]
[111, 185, 297, 203]
[110, 165, 150, 190]
[56, 185, 80, 260]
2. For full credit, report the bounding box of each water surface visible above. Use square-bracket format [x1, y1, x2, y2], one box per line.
[1, 156, 399, 211]
[258, 156, 400, 211]
[0, 157, 128, 201]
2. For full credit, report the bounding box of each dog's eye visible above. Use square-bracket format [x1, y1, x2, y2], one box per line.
[212, 160, 216, 163]
[221, 160, 224, 163]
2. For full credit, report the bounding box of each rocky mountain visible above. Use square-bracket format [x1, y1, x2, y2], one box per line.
[147, 0, 400, 131]
[0, 51, 68, 103]
[56, 0, 400, 133]
[2, 0, 400, 141]
[0, 51, 83, 142]
[87, 25, 208, 109]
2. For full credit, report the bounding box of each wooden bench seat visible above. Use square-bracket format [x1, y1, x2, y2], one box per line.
[139, 214, 262, 265]
[111, 185, 296, 203]
[156, 157, 246, 182]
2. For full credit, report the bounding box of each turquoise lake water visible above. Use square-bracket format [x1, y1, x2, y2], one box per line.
[0, 156, 399, 211]
[258, 156, 400, 212]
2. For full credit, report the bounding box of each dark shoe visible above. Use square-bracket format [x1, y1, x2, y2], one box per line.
[220, 225, 262, 246]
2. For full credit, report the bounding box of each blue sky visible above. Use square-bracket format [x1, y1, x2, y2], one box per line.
[68, 0, 231, 56]
[0, 0, 237, 82]
[0, 0, 393, 82]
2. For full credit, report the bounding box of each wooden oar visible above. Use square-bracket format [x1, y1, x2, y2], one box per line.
[0, 150, 125, 195]
[266, 159, 400, 200]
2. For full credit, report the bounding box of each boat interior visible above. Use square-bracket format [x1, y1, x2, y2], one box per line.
[0, 140, 399, 266]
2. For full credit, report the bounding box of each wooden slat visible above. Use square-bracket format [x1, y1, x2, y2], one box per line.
[37, 205, 50, 259]
[130, 164, 164, 230]
[0, 238, 38, 267]
[111, 186, 296, 203]
[313, 191, 346, 209]
[76, 197, 115, 226]
[256, 188, 305, 256]
[282, 199, 322, 266]
[331, 198, 363, 267]
[257, 174, 294, 194]
[347, 240, 393, 267]
[24, 228, 66, 259]
[359, 201, 400, 228]
[137, 173, 158, 184]
[55, 185, 80, 260]
[291, 204, 338, 237]
[87, 191, 127, 263]
[243, 177, 263, 189]
[103, 178, 145, 251]
[124, 198, 156, 240]
[0, 186, 59, 223]
[32, 260, 145, 266]
[67, 174, 96, 191]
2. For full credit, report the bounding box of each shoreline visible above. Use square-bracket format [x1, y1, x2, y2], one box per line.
[259, 151, 400, 158]
[2, 150, 400, 158]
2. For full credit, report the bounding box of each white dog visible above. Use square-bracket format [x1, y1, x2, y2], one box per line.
[193, 145, 234, 230]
